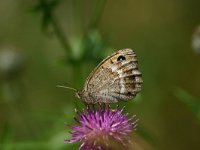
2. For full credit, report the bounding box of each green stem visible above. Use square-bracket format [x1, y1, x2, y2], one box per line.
[73, 0, 83, 35]
[51, 14, 72, 53]
[89, 0, 107, 30]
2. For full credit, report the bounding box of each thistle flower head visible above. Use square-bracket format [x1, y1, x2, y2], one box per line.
[65, 105, 138, 150]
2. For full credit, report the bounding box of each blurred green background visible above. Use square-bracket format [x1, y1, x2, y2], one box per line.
[1, 0, 200, 150]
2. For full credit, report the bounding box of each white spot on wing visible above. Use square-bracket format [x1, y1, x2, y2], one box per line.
[110, 65, 118, 72]
[132, 70, 141, 75]
[117, 69, 126, 94]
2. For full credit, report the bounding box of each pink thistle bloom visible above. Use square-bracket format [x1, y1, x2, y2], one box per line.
[65, 105, 138, 150]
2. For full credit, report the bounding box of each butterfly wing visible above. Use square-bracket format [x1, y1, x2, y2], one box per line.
[82, 48, 143, 103]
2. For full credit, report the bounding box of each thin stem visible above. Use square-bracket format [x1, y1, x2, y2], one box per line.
[51, 14, 72, 53]
[73, 0, 83, 35]
[89, 0, 107, 30]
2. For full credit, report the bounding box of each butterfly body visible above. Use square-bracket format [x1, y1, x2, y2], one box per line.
[76, 48, 143, 104]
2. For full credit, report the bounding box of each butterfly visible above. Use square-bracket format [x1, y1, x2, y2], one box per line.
[58, 48, 143, 104]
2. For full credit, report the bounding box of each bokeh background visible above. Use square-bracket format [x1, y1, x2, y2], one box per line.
[1, 0, 200, 149]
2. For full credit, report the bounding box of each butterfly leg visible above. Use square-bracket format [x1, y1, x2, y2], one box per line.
[92, 104, 96, 111]
[97, 102, 105, 111]
[106, 104, 111, 110]
[84, 102, 94, 112]
[83, 101, 89, 107]
[85, 103, 96, 111]
[98, 103, 106, 110]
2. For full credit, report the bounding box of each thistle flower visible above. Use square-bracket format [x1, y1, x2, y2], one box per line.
[65, 105, 138, 150]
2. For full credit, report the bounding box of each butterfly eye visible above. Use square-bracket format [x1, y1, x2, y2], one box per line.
[117, 55, 126, 61]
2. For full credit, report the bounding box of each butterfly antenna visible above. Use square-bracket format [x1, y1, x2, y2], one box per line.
[56, 85, 77, 92]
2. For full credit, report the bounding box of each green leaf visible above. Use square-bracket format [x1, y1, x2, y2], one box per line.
[175, 87, 200, 120]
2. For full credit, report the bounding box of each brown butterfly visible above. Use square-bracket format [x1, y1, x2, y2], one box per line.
[58, 48, 143, 104]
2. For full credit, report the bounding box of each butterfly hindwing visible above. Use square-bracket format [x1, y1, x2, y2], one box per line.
[81, 48, 143, 103]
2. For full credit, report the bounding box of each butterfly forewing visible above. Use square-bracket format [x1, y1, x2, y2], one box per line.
[81, 48, 143, 104]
